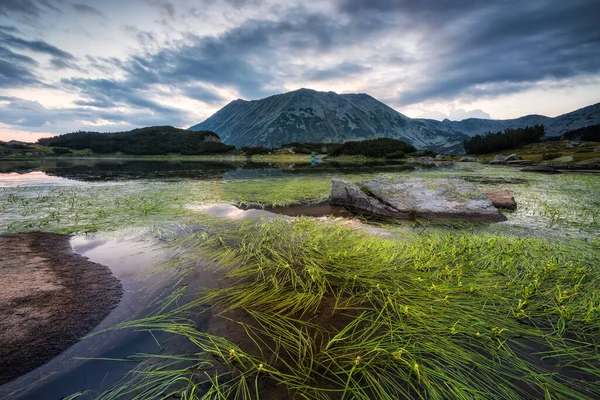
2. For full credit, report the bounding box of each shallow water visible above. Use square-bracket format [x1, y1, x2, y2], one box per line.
[0, 227, 223, 399]
[1, 159, 599, 239]
[1, 159, 599, 397]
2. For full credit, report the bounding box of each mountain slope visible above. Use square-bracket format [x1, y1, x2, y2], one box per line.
[416, 103, 600, 138]
[190, 89, 467, 153]
[190, 88, 600, 153]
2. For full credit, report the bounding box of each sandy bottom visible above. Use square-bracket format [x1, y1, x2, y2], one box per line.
[0, 233, 122, 384]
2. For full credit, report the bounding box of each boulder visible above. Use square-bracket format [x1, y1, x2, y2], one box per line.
[330, 178, 507, 222]
[435, 154, 445, 160]
[520, 165, 561, 174]
[459, 156, 479, 162]
[505, 153, 521, 161]
[483, 190, 517, 211]
[489, 154, 508, 165]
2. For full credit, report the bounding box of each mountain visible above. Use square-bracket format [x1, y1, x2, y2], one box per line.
[190, 88, 468, 153]
[189, 88, 600, 153]
[416, 102, 600, 138]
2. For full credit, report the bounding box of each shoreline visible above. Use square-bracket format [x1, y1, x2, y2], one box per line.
[0, 233, 122, 385]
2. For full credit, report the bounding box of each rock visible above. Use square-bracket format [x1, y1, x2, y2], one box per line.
[520, 165, 561, 174]
[576, 158, 600, 166]
[330, 178, 507, 222]
[550, 155, 574, 163]
[507, 160, 534, 166]
[489, 154, 507, 165]
[459, 156, 479, 162]
[484, 190, 517, 211]
[435, 154, 445, 160]
[505, 153, 521, 161]
[564, 141, 579, 149]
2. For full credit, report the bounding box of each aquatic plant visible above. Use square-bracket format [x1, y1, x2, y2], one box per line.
[99, 218, 600, 399]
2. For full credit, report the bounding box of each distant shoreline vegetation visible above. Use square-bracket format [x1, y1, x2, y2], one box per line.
[37, 126, 235, 156]
[243, 138, 418, 158]
[463, 125, 545, 154]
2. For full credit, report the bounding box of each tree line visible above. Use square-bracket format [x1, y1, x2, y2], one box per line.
[38, 126, 235, 155]
[329, 138, 416, 158]
[463, 125, 545, 154]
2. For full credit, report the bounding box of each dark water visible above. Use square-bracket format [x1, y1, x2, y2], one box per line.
[0, 229, 218, 400]
[0, 159, 426, 182]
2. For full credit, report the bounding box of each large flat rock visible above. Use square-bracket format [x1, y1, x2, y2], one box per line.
[331, 178, 507, 222]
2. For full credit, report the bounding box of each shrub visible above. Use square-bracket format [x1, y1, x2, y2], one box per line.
[384, 151, 405, 159]
[52, 147, 72, 154]
[329, 138, 416, 158]
[542, 152, 562, 160]
[241, 146, 271, 156]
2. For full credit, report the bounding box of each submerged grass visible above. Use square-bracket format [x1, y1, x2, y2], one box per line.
[99, 218, 600, 399]
[2, 163, 599, 239]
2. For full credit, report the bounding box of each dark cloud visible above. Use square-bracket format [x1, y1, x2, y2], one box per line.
[183, 86, 226, 103]
[147, 0, 175, 19]
[61, 77, 188, 119]
[124, 25, 156, 47]
[304, 62, 371, 81]
[71, 3, 105, 18]
[117, 7, 396, 99]
[0, 46, 38, 66]
[0, 95, 188, 133]
[50, 57, 81, 70]
[0, 0, 61, 18]
[0, 31, 74, 59]
[0, 59, 39, 87]
[0, 43, 41, 87]
[0, 25, 22, 34]
[339, 0, 600, 105]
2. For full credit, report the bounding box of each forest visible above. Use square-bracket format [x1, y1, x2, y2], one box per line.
[463, 125, 545, 154]
[38, 126, 235, 155]
[560, 123, 600, 141]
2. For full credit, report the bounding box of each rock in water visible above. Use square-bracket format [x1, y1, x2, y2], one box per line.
[331, 178, 507, 222]
[483, 190, 517, 211]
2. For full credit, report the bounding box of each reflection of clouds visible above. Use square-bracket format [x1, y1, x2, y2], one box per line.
[188, 203, 286, 221]
[0, 171, 66, 187]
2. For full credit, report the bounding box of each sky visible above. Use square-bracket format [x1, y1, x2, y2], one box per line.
[1, 0, 599, 142]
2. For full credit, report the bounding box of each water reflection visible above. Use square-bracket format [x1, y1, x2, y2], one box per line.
[0, 159, 423, 183]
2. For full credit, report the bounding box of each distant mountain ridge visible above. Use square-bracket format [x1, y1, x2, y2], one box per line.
[416, 102, 600, 139]
[189, 88, 600, 153]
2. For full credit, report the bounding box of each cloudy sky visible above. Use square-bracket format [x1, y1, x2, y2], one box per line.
[1, 0, 599, 141]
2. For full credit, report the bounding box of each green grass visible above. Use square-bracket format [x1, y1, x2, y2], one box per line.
[98, 218, 600, 399]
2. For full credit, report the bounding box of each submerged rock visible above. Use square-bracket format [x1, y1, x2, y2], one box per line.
[507, 160, 534, 166]
[484, 190, 517, 211]
[520, 165, 561, 174]
[330, 178, 507, 222]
